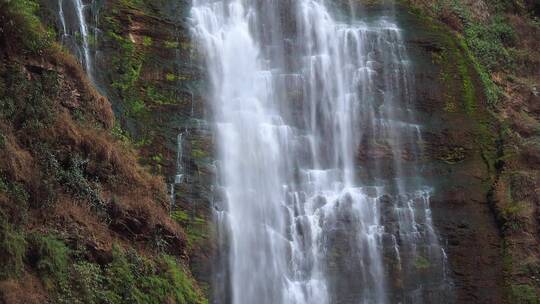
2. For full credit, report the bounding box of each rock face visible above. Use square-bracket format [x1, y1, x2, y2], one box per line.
[43, 0, 216, 292]
[403, 0, 540, 303]
[400, 13, 506, 302]
[2, 0, 536, 303]
[0, 1, 206, 303]
[41, 0, 509, 302]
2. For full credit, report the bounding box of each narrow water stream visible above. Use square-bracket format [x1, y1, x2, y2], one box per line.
[191, 0, 453, 303]
[57, 0, 95, 82]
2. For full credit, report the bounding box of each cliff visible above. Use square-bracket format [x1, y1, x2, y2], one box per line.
[0, 1, 207, 303]
[0, 0, 538, 303]
[402, 0, 540, 302]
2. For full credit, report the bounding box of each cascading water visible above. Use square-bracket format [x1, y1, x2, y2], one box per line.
[191, 1, 453, 303]
[73, 0, 93, 78]
[57, 0, 96, 82]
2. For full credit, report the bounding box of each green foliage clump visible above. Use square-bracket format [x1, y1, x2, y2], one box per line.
[71, 261, 107, 304]
[463, 15, 515, 71]
[414, 256, 431, 270]
[101, 246, 207, 304]
[57, 156, 105, 212]
[105, 27, 147, 117]
[111, 122, 132, 143]
[164, 41, 179, 49]
[28, 234, 71, 296]
[511, 284, 540, 304]
[142, 36, 153, 47]
[0, 219, 27, 279]
[23, 238, 206, 304]
[171, 211, 207, 250]
[38, 149, 106, 215]
[0, 0, 53, 54]
[0, 64, 58, 132]
[166, 73, 177, 81]
[428, 0, 518, 104]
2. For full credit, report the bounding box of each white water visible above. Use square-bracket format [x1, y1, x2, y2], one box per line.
[175, 132, 185, 185]
[74, 0, 93, 78]
[58, 0, 68, 40]
[191, 1, 452, 303]
[57, 0, 94, 81]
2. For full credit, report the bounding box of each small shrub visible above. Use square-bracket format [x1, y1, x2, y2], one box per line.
[27, 234, 70, 292]
[142, 36, 153, 47]
[57, 155, 107, 215]
[166, 73, 176, 81]
[103, 245, 137, 303]
[71, 261, 107, 304]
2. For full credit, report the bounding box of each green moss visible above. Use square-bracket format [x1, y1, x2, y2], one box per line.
[145, 86, 178, 105]
[511, 284, 540, 304]
[102, 245, 207, 304]
[171, 211, 208, 250]
[155, 255, 207, 304]
[501, 202, 525, 231]
[111, 122, 132, 143]
[151, 153, 164, 173]
[0, 219, 27, 279]
[455, 37, 501, 105]
[142, 36, 153, 47]
[105, 27, 147, 117]
[103, 246, 137, 302]
[456, 47, 476, 114]
[405, 0, 505, 105]
[28, 234, 70, 293]
[414, 256, 431, 270]
[166, 73, 177, 82]
[191, 149, 208, 160]
[432, 31, 478, 114]
[24, 241, 207, 303]
[164, 41, 179, 49]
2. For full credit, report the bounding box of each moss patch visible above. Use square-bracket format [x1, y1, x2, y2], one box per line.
[0, 220, 26, 279]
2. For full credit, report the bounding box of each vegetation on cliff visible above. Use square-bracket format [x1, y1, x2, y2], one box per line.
[0, 0, 207, 303]
[403, 0, 540, 302]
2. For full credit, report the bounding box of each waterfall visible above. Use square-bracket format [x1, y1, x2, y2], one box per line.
[175, 132, 185, 185]
[191, 1, 452, 303]
[57, 0, 95, 82]
[74, 0, 93, 79]
[58, 0, 68, 40]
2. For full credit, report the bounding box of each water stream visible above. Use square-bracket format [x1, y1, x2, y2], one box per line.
[191, 0, 453, 303]
[57, 0, 95, 82]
